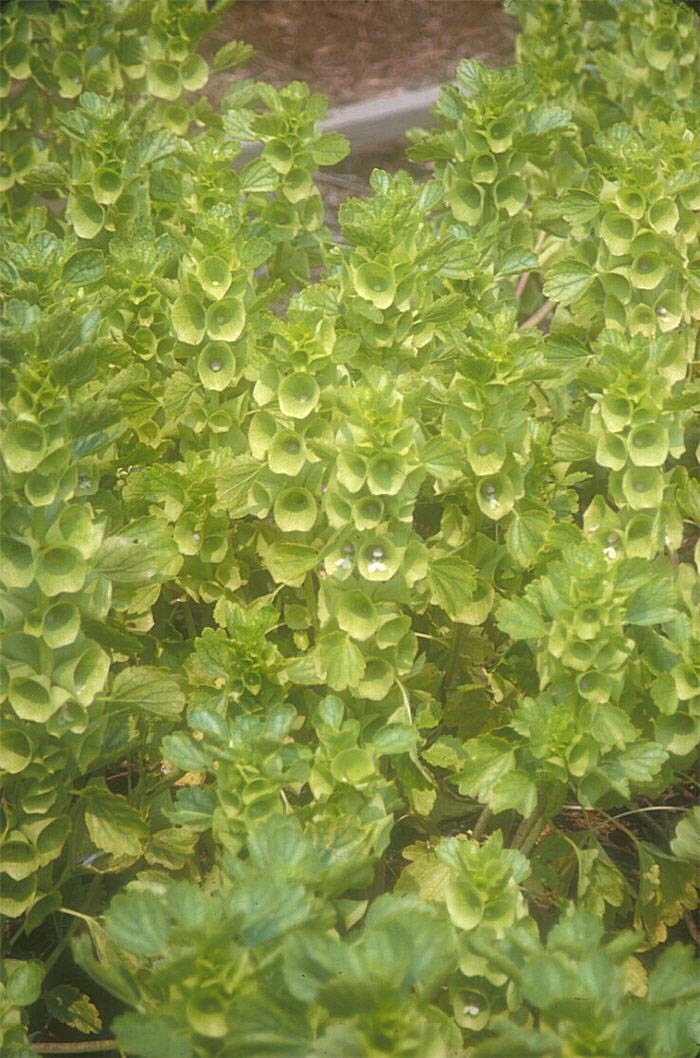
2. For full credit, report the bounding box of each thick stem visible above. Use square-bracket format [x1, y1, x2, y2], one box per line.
[519, 298, 556, 331]
[472, 806, 492, 840]
[441, 624, 465, 705]
[32, 1043, 119, 1055]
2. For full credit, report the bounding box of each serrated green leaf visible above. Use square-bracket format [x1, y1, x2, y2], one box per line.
[543, 258, 594, 305]
[496, 597, 547, 639]
[109, 666, 185, 718]
[428, 556, 477, 622]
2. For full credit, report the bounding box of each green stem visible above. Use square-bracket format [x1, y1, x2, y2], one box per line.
[441, 624, 465, 704]
[472, 806, 492, 840]
[511, 794, 547, 852]
[31, 1042, 119, 1055]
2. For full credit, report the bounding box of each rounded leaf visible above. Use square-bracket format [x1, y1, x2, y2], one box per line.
[357, 656, 395, 700]
[331, 748, 375, 785]
[147, 60, 182, 100]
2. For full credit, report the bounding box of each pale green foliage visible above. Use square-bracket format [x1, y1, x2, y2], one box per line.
[1, 0, 699, 1055]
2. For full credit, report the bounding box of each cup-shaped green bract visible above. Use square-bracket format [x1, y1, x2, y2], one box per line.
[627, 422, 669, 467]
[26, 450, 71, 509]
[42, 602, 81, 649]
[172, 293, 207, 345]
[180, 54, 209, 91]
[600, 394, 633, 432]
[0, 534, 35, 588]
[67, 194, 104, 239]
[92, 166, 123, 205]
[352, 495, 385, 530]
[367, 453, 406, 496]
[467, 430, 507, 476]
[283, 168, 315, 204]
[0, 727, 33, 774]
[572, 605, 602, 641]
[476, 473, 515, 521]
[622, 466, 665, 510]
[50, 505, 102, 555]
[472, 153, 498, 184]
[35, 546, 86, 597]
[629, 304, 658, 338]
[186, 992, 228, 1040]
[459, 578, 495, 625]
[53, 52, 83, 97]
[494, 174, 528, 217]
[603, 294, 626, 332]
[595, 431, 627, 471]
[644, 28, 677, 71]
[9, 675, 60, 722]
[486, 115, 514, 153]
[448, 179, 483, 225]
[273, 487, 318, 532]
[600, 211, 636, 255]
[324, 543, 356, 580]
[576, 670, 613, 705]
[615, 188, 645, 219]
[655, 291, 684, 332]
[1, 835, 37, 880]
[6, 39, 32, 79]
[336, 451, 367, 493]
[266, 139, 294, 174]
[248, 411, 278, 460]
[268, 431, 306, 476]
[353, 260, 396, 310]
[197, 342, 237, 391]
[146, 60, 182, 100]
[1, 419, 46, 473]
[599, 270, 632, 304]
[206, 297, 246, 342]
[648, 197, 679, 235]
[197, 256, 232, 299]
[357, 539, 401, 582]
[325, 492, 352, 528]
[630, 252, 665, 290]
[200, 535, 228, 564]
[624, 513, 657, 559]
[337, 589, 379, 642]
[357, 657, 395, 701]
[173, 513, 202, 556]
[278, 372, 320, 420]
[331, 747, 375, 785]
[54, 644, 110, 706]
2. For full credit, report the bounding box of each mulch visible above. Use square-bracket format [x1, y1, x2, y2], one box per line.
[204, 0, 517, 107]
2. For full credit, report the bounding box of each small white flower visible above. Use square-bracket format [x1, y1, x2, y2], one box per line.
[603, 545, 617, 560]
[463, 1004, 480, 1017]
[193, 532, 201, 542]
[368, 559, 387, 573]
[335, 557, 353, 570]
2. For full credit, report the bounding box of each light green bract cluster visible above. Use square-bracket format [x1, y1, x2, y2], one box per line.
[1, 0, 699, 1055]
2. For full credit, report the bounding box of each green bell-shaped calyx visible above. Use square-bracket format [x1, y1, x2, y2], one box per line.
[644, 28, 677, 71]
[180, 54, 209, 92]
[9, 675, 62, 722]
[467, 430, 506, 476]
[596, 431, 627, 471]
[357, 656, 394, 700]
[197, 342, 237, 391]
[336, 589, 380, 642]
[146, 60, 181, 100]
[471, 153, 498, 184]
[357, 539, 401, 582]
[352, 495, 384, 530]
[0, 534, 35, 588]
[600, 211, 636, 255]
[66, 194, 104, 239]
[476, 473, 515, 521]
[627, 422, 669, 467]
[353, 260, 396, 310]
[624, 514, 657, 559]
[1, 419, 47, 473]
[448, 179, 483, 225]
[615, 188, 645, 219]
[648, 197, 679, 235]
[600, 394, 633, 432]
[206, 297, 246, 342]
[92, 166, 123, 205]
[336, 450, 367, 493]
[41, 602, 81, 649]
[54, 644, 110, 706]
[268, 431, 306, 476]
[0, 727, 33, 774]
[622, 466, 664, 510]
[631, 252, 665, 290]
[186, 991, 228, 1039]
[34, 546, 86, 596]
[367, 453, 406, 496]
[459, 579, 495, 625]
[273, 487, 318, 532]
[278, 372, 320, 419]
[494, 175, 527, 217]
[486, 115, 514, 152]
[172, 293, 207, 345]
[197, 256, 232, 299]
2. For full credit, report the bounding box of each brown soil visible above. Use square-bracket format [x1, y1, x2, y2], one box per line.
[205, 0, 517, 107]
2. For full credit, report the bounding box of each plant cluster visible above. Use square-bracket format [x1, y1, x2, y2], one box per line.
[1, 1, 699, 1056]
